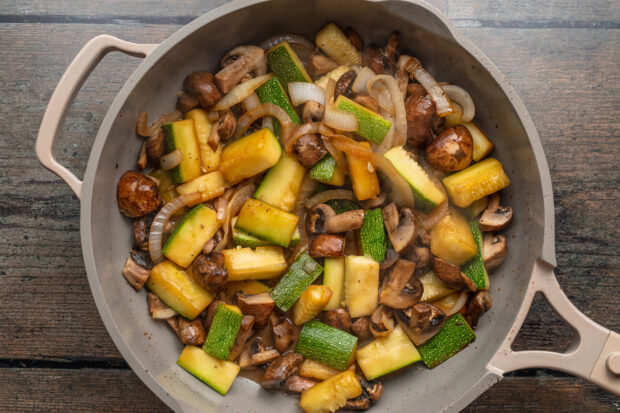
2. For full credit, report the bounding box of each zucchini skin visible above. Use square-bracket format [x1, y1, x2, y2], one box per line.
[418, 313, 476, 368]
[296, 321, 358, 370]
[270, 253, 323, 311]
[462, 220, 490, 289]
[359, 208, 387, 262]
[202, 304, 243, 360]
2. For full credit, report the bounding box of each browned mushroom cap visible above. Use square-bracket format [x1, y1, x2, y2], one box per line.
[309, 234, 345, 258]
[207, 110, 236, 150]
[122, 253, 150, 290]
[345, 374, 383, 410]
[176, 90, 199, 113]
[405, 95, 440, 148]
[308, 48, 338, 77]
[182, 71, 221, 110]
[325, 209, 365, 233]
[334, 69, 357, 99]
[369, 305, 395, 338]
[117, 171, 162, 218]
[147, 292, 177, 319]
[215, 45, 266, 93]
[404, 246, 432, 271]
[345, 27, 364, 51]
[426, 125, 474, 172]
[133, 216, 150, 251]
[293, 133, 328, 168]
[191, 255, 228, 292]
[283, 375, 318, 393]
[302, 102, 325, 123]
[483, 233, 507, 271]
[395, 303, 446, 346]
[353, 93, 380, 114]
[261, 352, 304, 389]
[228, 315, 255, 361]
[379, 259, 423, 308]
[307, 203, 337, 234]
[432, 258, 477, 292]
[167, 316, 206, 346]
[464, 290, 492, 328]
[271, 316, 296, 353]
[145, 129, 165, 165]
[363, 47, 387, 75]
[479, 193, 513, 231]
[321, 308, 352, 332]
[235, 292, 275, 329]
[351, 317, 371, 340]
[382, 204, 417, 253]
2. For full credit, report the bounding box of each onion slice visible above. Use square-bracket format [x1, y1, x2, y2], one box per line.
[321, 137, 348, 172]
[212, 73, 273, 111]
[136, 110, 182, 137]
[262, 116, 274, 132]
[159, 149, 183, 171]
[322, 78, 357, 132]
[305, 189, 356, 209]
[233, 102, 294, 144]
[368, 75, 407, 150]
[288, 82, 326, 106]
[295, 173, 319, 217]
[422, 200, 448, 230]
[215, 182, 255, 252]
[404, 57, 453, 117]
[242, 92, 260, 112]
[433, 291, 469, 317]
[352, 67, 376, 94]
[286, 122, 321, 153]
[442, 84, 475, 122]
[149, 192, 202, 264]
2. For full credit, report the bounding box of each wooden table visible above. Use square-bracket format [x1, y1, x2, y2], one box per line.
[1, 0, 618, 411]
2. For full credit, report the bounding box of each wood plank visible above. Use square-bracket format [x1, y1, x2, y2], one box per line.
[0, 368, 617, 412]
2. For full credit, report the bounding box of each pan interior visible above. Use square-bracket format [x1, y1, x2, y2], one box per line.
[84, 0, 547, 411]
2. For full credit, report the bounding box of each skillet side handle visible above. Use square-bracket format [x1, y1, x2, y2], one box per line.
[35, 35, 158, 199]
[488, 260, 620, 395]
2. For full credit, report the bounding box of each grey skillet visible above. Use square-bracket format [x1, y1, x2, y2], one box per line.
[36, 0, 620, 411]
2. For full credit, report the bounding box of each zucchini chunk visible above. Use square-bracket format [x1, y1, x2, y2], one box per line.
[162, 204, 221, 268]
[356, 325, 421, 380]
[359, 208, 387, 262]
[315, 23, 362, 66]
[418, 313, 476, 368]
[344, 255, 379, 317]
[323, 257, 345, 311]
[184, 108, 221, 173]
[255, 152, 306, 212]
[175, 171, 227, 203]
[147, 261, 213, 319]
[463, 220, 490, 290]
[255, 76, 300, 134]
[203, 304, 243, 360]
[150, 169, 178, 204]
[310, 155, 346, 186]
[219, 128, 282, 184]
[442, 157, 510, 208]
[222, 246, 288, 281]
[270, 253, 323, 311]
[346, 141, 380, 201]
[266, 41, 312, 89]
[296, 320, 358, 370]
[384, 146, 446, 213]
[232, 217, 301, 248]
[299, 369, 362, 413]
[430, 208, 478, 266]
[293, 285, 333, 326]
[177, 345, 240, 395]
[335, 95, 391, 144]
[234, 198, 300, 247]
[162, 119, 202, 184]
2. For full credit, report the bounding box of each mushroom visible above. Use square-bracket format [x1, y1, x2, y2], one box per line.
[145, 129, 165, 165]
[361, 192, 386, 209]
[404, 246, 432, 271]
[382, 204, 417, 253]
[271, 316, 296, 353]
[369, 305, 395, 338]
[383, 32, 400, 73]
[479, 193, 513, 231]
[293, 133, 328, 168]
[334, 69, 357, 99]
[261, 352, 304, 389]
[215, 45, 266, 93]
[121, 253, 150, 290]
[418, 227, 431, 246]
[482, 233, 507, 271]
[235, 292, 275, 329]
[283, 375, 318, 393]
[353, 93, 380, 114]
[426, 125, 474, 172]
[239, 337, 280, 368]
[117, 171, 162, 218]
[432, 258, 477, 292]
[464, 290, 492, 328]
[363, 47, 387, 75]
[228, 315, 255, 361]
[407, 83, 427, 98]
[176, 90, 199, 113]
[133, 215, 151, 251]
[208, 251, 225, 268]
[405, 95, 441, 148]
[379, 259, 423, 308]
[307, 204, 336, 233]
[202, 299, 224, 331]
[308, 48, 338, 77]
[147, 292, 177, 319]
[320, 308, 352, 332]
[302, 102, 325, 123]
[345, 27, 364, 51]
[137, 141, 148, 171]
[182, 71, 221, 110]
[380, 248, 399, 270]
[351, 317, 371, 340]
[345, 374, 383, 410]
[325, 210, 365, 233]
[166, 316, 206, 346]
[309, 234, 345, 258]
[207, 109, 236, 149]
[395, 303, 446, 346]
[191, 254, 228, 291]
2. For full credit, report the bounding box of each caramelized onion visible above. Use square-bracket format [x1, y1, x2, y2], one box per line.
[321, 137, 348, 172]
[368, 75, 407, 149]
[136, 110, 182, 137]
[215, 182, 255, 252]
[322, 78, 357, 132]
[213, 74, 273, 111]
[233, 103, 293, 144]
[442, 84, 475, 122]
[305, 189, 355, 209]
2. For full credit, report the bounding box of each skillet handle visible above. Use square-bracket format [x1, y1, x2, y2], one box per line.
[35, 35, 158, 199]
[488, 260, 620, 395]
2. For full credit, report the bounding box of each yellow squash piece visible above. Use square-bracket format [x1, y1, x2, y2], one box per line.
[177, 345, 240, 395]
[224, 280, 271, 298]
[462, 122, 494, 162]
[344, 255, 379, 317]
[419, 271, 455, 302]
[254, 152, 306, 212]
[162, 119, 202, 184]
[219, 128, 282, 184]
[222, 246, 288, 281]
[185, 108, 221, 173]
[430, 208, 478, 266]
[234, 198, 300, 248]
[346, 141, 380, 201]
[323, 257, 345, 311]
[176, 171, 228, 203]
[292, 285, 333, 326]
[315, 23, 362, 66]
[299, 369, 362, 413]
[147, 261, 213, 319]
[299, 359, 340, 381]
[442, 158, 510, 207]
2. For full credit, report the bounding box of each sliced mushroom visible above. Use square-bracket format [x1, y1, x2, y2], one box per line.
[137, 141, 148, 171]
[182, 71, 221, 110]
[369, 305, 394, 338]
[122, 253, 150, 290]
[325, 209, 365, 233]
[320, 308, 352, 332]
[239, 337, 279, 368]
[133, 216, 151, 251]
[309, 234, 345, 258]
[418, 227, 431, 246]
[308, 48, 338, 77]
[228, 315, 256, 361]
[353, 93, 380, 114]
[261, 352, 304, 389]
[334, 69, 357, 99]
[351, 317, 371, 340]
[483, 233, 507, 271]
[283, 375, 317, 393]
[272, 316, 296, 353]
[236, 292, 275, 329]
[395, 303, 446, 346]
[302, 101, 325, 123]
[345, 374, 383, 410]
[176, 89, 199, 113]
[166, 316, 206, 346]
[191, 254, 228, 291]
[345, 27, 364, 51]
[147, 292, 177, 319]
[363, 47, 387, 75]
[479, 193, 513, 231]
[379, 259, 423, 308]
[307, 203, 337, 234]
[382, 205, 416, 253]
[207, 109, 236, 149]
[215, 45, 266, 93]
[145, 129, 165, 165]
[380, 248, 399, 270]
[117, 171, 162, 218]
[202, 300, 224, 331]
[432, 258, 477, 292]
[426, 125, 474, 172]
[293, 133, 328, 168]
[250, 347, 280, 366]
[464, 290, 492, 328]
[382, 203, 399, 233]
[383, 32, 400, 73]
